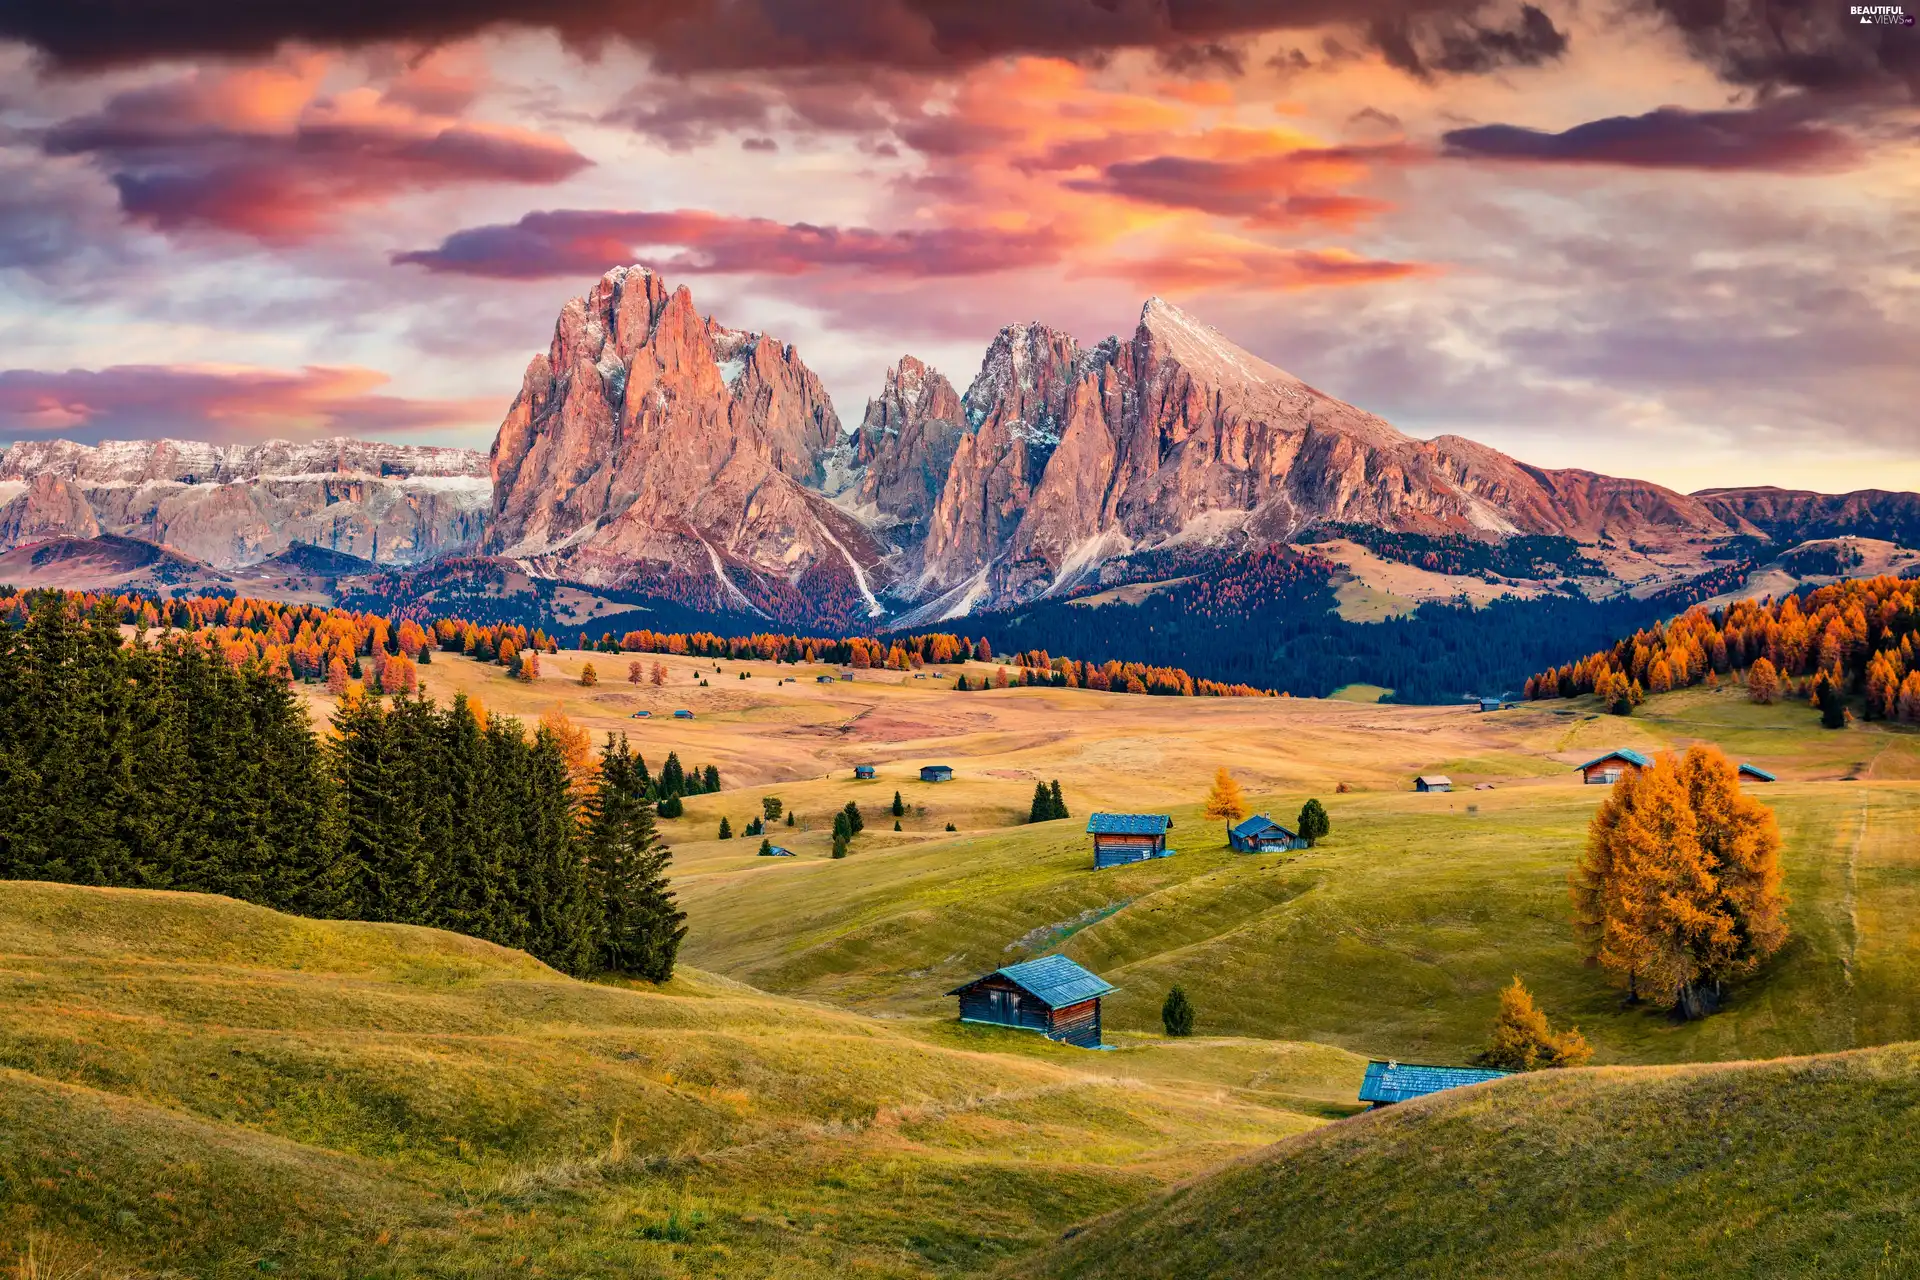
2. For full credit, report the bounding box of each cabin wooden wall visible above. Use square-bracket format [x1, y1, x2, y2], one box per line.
[1046, 999, 1102, 1048]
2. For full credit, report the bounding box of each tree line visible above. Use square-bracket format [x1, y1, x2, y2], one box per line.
[1526, 575, 1920, 724]
[0, 596, 685, 980]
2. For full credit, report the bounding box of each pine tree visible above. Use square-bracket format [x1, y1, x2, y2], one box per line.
[891, 790, 905, 817]
[758, 837, 772, 856]
[843, 800, 864, 835]
[1748, 657, 1780, 705]
[785, 810, 795, 827]
[831, 810, 851, 858]
[1161, 985, 1195, 1037]
[1202, 768, 1247, 822]
[659, 752, 686, 797]
[1048, 780, 1068, 820]
[1815, 671, 1847, 729]
[1478, 977, 1592, 1070]
[1029, 781, 1053, 824]
[581, 734, 685, 980]
[718, 816, 732, 839]
[1297, 798, 1330, 847]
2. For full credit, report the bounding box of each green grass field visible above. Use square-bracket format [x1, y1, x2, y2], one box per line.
[10, 676, 1920, 1276]
[1029, 1041, 1920, 1278]
[0, 881, 1351, 1277]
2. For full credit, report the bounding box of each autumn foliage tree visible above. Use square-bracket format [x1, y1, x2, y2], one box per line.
[1748, 657, 1780, 705]
[1568, 746, 1788, 1019]
[1478, 977, 1593, 1071]
[1203, 768, 1248, 823]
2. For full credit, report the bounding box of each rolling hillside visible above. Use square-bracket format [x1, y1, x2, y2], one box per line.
[1028, 1042, 1920, 1278]
[0, 880, 1352, 1277]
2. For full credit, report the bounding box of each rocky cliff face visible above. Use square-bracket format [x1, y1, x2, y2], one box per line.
[484, 265, 886, 620]
[838, 356, 965, 543]
[866, 298, 1743, 613]
[0, 438, 489, 567]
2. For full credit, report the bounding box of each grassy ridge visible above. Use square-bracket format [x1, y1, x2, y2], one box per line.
[0, 881, 1353, 1277]
[1027, 1042, 1920, 1279]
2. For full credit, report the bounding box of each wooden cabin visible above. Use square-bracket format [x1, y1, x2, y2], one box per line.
[854, 764, 877, 780]
[1414, 775, 1452, 793]
[838, 670, 856, 681]
[1577, 749, 1649, 784]
[673, 709, 695, 720]
[1738, 763, 1776, 783]
[1476, 697, 1506, 713]
[920, 764, 954, 783]
[1086, 812, 1173, 868]
[1228, 814, 1305, 853]
[1358, 1060, 1512, 1109]
[760, 845, 796, 858]
[816, 675, 836, 684]
[947, 955, 1114, 1048]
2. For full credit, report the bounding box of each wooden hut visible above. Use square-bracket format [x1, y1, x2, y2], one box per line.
[947, 955, 1114, 1048]
[920, 764, 954, 782]
[854, 764, 877, 780]
[1358, 1060, 1511, 1109]
[1413, 775, 1452, 793]
[1227, 814, 1305, 853]
[1738, 763, 1776, 783]
[1086, 813, 1173, 868]
[673, 709, 695, 720]
[1576, 749, 1649, 785]
[760, 845, 796, 858]
[816, 674, 836, 684]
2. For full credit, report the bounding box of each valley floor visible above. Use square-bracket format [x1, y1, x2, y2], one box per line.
[11, 656, 1920, 1276]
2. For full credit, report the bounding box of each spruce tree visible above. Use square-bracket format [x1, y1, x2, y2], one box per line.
[718, 816, 732, 839]
[1162, 986, 1195, 1037]
[1029, 782, 1052, 824]
[1297, 798, 1330, 848]
[582, 734, 685, 980]
[891, 790, 904, 818]
[843, 800, 864, 835]
[1048, 780, 1068, 820]
[831, 810, 851, 858]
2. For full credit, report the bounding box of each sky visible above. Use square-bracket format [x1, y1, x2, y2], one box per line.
[0, 0, 1914, 495]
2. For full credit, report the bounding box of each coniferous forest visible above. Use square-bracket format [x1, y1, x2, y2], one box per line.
[0, 596, 686, 979]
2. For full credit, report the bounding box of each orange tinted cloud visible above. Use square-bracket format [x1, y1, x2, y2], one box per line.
[1094, 238, 1437, 291]
[0, 364, 494, 443]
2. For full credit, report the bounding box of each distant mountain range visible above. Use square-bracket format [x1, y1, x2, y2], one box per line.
[2, 264, 1916, 633]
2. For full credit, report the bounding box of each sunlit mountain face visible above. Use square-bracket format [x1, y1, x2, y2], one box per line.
[0, 1, 1912, 496]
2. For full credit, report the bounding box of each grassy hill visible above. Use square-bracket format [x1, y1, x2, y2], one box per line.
[1026, 1042, 1920, 1279]
[0, 880, 1356, 1277]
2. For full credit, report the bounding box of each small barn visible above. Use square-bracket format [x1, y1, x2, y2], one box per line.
[1476, 697, 1506, 713]
[838, 669, 856, 681]
[760, 845, 796, 857]
[1087, 812, 1173, 868]
[1577, 749, 1649, 785]
[1414, 775, 1452, 793]
[920, 764, 954, 783]
[1228, 814, 1305, 853]
[673, 709, 695, 720]
[854, 764, 877, 780]
[631, 710, 651, 719]
[947, 955, 1114, 1048]
[816, 675, 836, 684]
[1358, 1060, 1512, 1109]
[1738, 763, 1776, 783]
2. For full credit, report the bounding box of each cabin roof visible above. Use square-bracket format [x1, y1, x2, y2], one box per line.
[921, 763, 952, 773]
[1576, 748, 1650, 771]
[948, 955, 1115, 1007]
[1229, 813, 1294, 839]
[1414, 775, 1452, 787]
[1086, 812, 1171, 836]
[1738, 763, 1777, 781]
[1358, 1060, 1512, 1105]
[761, 845, 795, 857]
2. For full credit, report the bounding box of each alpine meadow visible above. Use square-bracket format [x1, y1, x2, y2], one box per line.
[3, 0, 1918, 1274]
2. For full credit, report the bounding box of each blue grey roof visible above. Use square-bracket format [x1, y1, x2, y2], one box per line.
[947, 955, 1116, 1007]
[1229, 813, 1294, 839]
[1577, 748, 1650, 771]
[1738, 763, 1777, 781]
[1086, 812, 1170, 836]
[1358, 1060, 1512, 1104]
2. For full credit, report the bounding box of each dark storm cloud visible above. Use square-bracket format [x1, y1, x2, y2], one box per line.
[1368, 3, 1568, 80]
[1636, 0, 1920, 97]
[392, 208, 1068, 279]
[1443, 104, 1864, 171]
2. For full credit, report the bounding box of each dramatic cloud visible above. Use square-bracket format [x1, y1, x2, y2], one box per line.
[1368, 4, 1568, 80]
[2, 0, 1535, 74]
[0, 364, 494, 444]
[1094, 238, 1435, 290]
[1636, 0, 1920, 97]
[1442, 105, 1865, 171]
[393, 208, 1069, 279]
[1072, 145, 1406, 227]
[40, 60, 590, 238]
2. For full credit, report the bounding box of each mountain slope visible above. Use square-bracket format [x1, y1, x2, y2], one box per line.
[0, 437, 488, 567]
[1029, 1041, 1920, 1278]
[485, 265, 888, 624]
